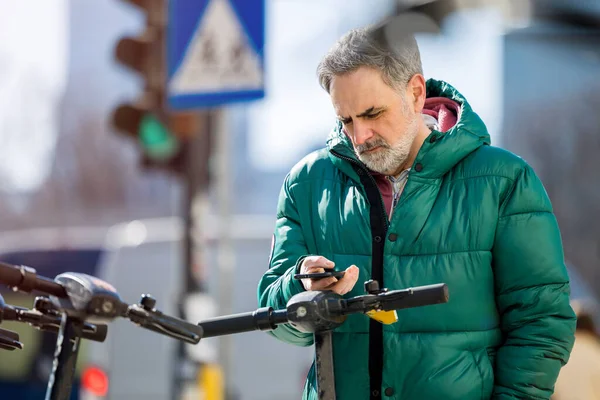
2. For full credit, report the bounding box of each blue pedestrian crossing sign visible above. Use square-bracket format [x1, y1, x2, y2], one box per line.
[167, 0, 266, 110]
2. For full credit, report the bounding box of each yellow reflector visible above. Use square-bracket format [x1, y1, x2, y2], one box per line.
[366, 309, 398, 325]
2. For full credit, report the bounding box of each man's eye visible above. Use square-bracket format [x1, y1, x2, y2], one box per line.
[341, 119, 352, 125]
[366, 112, 382, 119]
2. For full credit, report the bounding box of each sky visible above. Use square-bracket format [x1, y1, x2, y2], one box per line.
[0, 1, 68, 197]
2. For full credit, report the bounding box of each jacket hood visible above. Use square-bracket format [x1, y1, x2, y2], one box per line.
[326, 79, 491, 180]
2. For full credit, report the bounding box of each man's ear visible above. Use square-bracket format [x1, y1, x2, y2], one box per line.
[406, 74, 426, 113]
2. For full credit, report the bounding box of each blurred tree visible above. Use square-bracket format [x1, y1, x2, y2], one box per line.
[0, 110, 180, 231]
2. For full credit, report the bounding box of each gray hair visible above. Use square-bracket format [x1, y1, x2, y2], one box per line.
[317, 26, 423, 93]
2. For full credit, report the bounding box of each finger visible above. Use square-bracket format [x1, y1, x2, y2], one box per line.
[304, 256, 335, 269]
[301, 274, 334, 290]
[303, 256, 324, 268]
[331, 265, 360, 295]
[300, 274, 324, 291]
[302, 266, 325, 275]
[308, 277, 338, 291]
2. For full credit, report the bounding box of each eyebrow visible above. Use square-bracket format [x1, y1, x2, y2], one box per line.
[339, 106, 384, 122]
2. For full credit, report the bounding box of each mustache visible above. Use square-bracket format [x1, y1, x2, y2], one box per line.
[356, 138, 390, 154]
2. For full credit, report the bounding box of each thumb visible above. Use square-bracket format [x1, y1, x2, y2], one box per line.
[345, 265, 359, 279]
[338, 265, 360, 294]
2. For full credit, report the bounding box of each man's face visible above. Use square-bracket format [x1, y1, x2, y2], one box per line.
[330, 66, 421, 175]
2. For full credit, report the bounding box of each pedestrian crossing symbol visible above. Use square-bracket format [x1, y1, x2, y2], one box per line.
[168, 0, 266, 109]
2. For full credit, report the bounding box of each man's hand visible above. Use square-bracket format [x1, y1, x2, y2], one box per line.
[299, 256, 359, 295]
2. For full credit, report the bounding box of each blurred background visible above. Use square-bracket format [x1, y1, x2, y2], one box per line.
[0, 0, 598, 399]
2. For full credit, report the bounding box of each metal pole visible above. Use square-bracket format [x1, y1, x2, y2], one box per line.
[314, 331, 337, 400]
[183, 113, 211, 294]
[214, 108, 236, 383]
[175, 112, 212, 399]
[45, 314, 83, 400]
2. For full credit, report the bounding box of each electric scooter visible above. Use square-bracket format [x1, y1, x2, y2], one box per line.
[0, 261, 448, 400]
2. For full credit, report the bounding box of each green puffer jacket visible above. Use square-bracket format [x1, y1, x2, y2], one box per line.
[257, 79, 576, 400]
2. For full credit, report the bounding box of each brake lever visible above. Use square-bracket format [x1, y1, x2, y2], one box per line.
[125, 295, 202, 344]
[126, 305, 201, 344]
[0, 327, 22, 350]
[2, 299, 108, 343]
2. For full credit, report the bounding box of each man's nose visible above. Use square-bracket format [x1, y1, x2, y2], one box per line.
[352, 123, 374, 146]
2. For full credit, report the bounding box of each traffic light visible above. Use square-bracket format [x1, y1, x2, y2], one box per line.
[111, 0, 196, 173]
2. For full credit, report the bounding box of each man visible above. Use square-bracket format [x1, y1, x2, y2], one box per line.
[257, 25, 576, 400]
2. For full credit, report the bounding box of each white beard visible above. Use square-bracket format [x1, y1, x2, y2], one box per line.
[355, 114, 420, 175]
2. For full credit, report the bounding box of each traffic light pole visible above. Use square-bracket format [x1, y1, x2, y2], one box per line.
[176, 111, 213, 399]
[179, 108, 235, 399]
[182, 112, 211, 294]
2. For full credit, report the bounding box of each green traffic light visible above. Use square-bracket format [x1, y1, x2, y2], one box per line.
[138, 113, 179, 161]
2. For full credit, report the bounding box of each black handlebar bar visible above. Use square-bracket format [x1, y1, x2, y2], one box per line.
[196, 283, 449, 337]
[0, 262, 67, 298]
[0, 263, 202, 344]
[382, 283, 449, 310]
[198, 307, 288, 338]
[346, 283, 449, 313]
[0, 261, 449, 341]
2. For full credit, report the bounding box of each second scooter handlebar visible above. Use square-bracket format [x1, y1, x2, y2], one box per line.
[199, 308, 288, 338]
[196, 282, 449, 336]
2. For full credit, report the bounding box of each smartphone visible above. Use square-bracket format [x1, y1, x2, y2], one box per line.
[293, 271, 346, 280]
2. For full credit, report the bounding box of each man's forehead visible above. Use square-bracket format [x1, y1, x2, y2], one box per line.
[332, 91, 377, 114]
[334, 104, 381, 119]
[330, 72, 392, 117]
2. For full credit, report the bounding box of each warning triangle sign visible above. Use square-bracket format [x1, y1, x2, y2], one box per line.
[169, 0, 264, 95]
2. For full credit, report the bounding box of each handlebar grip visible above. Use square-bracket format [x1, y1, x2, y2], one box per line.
[198, 307, 278, 338]
[0, 262, 66, 297]
[411, 283, 449, 304]
[380, 283, 449, 311]
[0, 262, 22, 287]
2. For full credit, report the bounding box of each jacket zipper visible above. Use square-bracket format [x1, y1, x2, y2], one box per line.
[387, 169, 410, 221]
[389, 186, 400, 221]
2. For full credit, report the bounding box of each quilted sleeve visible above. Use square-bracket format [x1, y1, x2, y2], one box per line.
[257, 174, 313, 347]
[492, 165, 577, 399]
